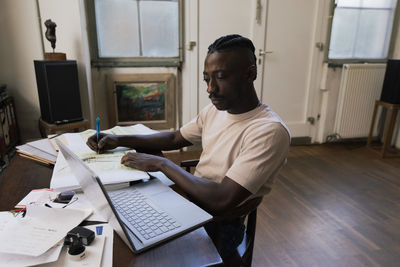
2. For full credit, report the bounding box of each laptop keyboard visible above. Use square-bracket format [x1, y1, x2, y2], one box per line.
[109, 188, 181, 241]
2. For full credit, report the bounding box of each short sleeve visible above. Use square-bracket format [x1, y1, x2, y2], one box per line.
[180, 104, 215, 144]
[180, 117, 201, 144]
[225, 123, 290, 194]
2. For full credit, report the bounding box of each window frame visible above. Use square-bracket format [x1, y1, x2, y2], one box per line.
[85, 0, 184, 67]
[325, 0, 400, 65]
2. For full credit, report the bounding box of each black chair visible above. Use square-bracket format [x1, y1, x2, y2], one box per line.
[180, 159, 262, 267]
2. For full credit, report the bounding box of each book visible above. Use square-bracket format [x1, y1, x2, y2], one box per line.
[50, 124, 158, 191]
[16, 139, 57, 165]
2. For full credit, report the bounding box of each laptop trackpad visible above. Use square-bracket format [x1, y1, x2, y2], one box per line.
[150, 190, 212, 227]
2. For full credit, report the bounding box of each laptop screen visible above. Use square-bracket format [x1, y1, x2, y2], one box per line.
[56, 139, 136, 251]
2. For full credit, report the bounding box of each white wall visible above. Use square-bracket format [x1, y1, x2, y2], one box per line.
[181, 0, 199, 126]
[0, 0, 43, 141]
[0, 0, 90, 141]
[316, 66, 343, 142]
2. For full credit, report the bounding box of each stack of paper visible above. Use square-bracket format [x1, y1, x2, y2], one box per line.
[16, 138, 58, 165]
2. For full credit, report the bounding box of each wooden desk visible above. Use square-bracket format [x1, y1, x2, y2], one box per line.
[0, 155, 222, 267]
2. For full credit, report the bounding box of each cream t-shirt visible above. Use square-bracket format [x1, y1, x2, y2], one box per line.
[180, 103, 290, 197]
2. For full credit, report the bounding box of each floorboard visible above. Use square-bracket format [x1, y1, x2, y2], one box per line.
[253, 143, 400, 267]
[165, 143, 400, 266]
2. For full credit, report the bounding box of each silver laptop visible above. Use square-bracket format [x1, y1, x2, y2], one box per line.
[56, 139, 212, 253]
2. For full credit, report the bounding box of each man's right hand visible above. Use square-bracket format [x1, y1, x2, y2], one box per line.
[86, 133, 119, 152]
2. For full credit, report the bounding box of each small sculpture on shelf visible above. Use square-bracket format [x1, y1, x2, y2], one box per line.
[42, 19, 66, 60]
[44, 19, 57, 53]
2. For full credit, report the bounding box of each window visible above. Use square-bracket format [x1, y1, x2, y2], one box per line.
[86, 0, 183, 67]
[327, 0, 400, 63]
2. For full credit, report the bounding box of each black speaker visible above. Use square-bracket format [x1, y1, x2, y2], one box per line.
[34, 60, 83, 124]
[380, 59, 400, 104]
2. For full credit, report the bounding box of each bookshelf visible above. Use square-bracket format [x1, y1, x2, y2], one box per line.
[0, 96, 19, 172]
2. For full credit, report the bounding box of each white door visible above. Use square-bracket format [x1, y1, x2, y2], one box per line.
[252, 0, 326, 139]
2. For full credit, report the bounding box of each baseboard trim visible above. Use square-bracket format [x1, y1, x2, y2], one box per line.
[290, 137, 312, 146]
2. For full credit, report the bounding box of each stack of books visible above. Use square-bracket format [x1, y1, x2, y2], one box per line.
[1, 94, 19, 173]
[0, 84, 7, 101]
[16, 137, 58, 165]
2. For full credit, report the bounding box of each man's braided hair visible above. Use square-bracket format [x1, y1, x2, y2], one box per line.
[207, 34, 257, 66]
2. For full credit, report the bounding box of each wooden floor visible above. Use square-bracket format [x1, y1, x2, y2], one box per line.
[166, 143, 400, 267]
[254, 143, 400, 267]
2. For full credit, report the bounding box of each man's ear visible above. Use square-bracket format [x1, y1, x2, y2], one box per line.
[247, 65, 257, 81]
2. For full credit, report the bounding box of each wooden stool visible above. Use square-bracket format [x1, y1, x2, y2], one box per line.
[39, 118, 90, 138]
[367, 100, 400, 158]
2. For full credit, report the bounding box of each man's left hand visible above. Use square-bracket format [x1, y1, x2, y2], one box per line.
[121, 152, 164, 172]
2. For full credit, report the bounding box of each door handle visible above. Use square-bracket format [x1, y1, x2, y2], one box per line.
[259, 49, 273, 56]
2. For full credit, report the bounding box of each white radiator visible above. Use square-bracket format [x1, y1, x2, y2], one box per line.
[334, 64, 386, 138]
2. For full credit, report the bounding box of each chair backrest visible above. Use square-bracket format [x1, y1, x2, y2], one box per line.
[180, 159, 262, 267]
[223, 196, 262, 267]
[180, 159, 199, 173]
[380, 59, 400, 104]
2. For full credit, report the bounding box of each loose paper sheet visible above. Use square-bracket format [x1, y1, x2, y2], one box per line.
[26, 138, 58, 157]
[0, 206, 92, 257]
[0, 241, 62, 267]
[15, 189, 58, 209]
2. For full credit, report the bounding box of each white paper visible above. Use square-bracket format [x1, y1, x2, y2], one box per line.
[39, 224, 113, 267]
[27, 139, 58, 157]
[148, 171, 174, 186]
[0, 212, 15, 232]
[0, 206, 92, 257]
[91, 224, 113, 267]
[16, 144, 57, 163]
[15, 189, 58, 209]
[51, 151, 149, 191]
[65, 192, 107, 222]
[0, 212, 62, 267]
[0, 242, 62, 267]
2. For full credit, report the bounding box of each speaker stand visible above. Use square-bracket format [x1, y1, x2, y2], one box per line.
[39, 118, 90, 138]
[367, 100, 400, 158]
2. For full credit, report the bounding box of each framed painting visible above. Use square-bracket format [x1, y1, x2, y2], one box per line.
[108, 73, 175, 129]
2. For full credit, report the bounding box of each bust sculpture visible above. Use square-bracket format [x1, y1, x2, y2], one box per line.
[44, 19, 57, 52]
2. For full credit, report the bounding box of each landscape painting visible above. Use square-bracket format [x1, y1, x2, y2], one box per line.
[115, 82, 166, 122]
[108, 73, 175, 129]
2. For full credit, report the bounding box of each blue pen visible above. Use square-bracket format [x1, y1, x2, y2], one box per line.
[96, 117, 100, 153]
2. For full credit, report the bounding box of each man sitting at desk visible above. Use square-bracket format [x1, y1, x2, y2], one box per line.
[87, 34, 290, 265]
